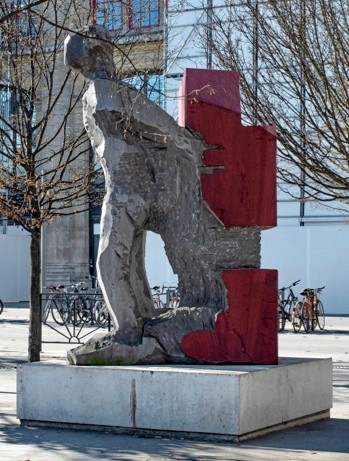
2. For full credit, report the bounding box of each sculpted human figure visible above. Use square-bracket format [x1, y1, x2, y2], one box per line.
[64, 26, 261, 365]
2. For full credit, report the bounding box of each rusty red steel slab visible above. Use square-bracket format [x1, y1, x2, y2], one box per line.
[181, 269, 278, 364]
[179, 68, 278, 364]
[179, 68, 277, 228]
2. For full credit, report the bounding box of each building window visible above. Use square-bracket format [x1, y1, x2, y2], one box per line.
[130, 0, 160, 29]
[0, 87, 11, 130]
[0, 0, 35, 48]
[95, 0, 123, 31]
[93, 0, 161, 32]
[124, 74, 164, 106]
[0, 84, 35, 159]
[13, 0, 36, 37]
[0, 85, 15, 157]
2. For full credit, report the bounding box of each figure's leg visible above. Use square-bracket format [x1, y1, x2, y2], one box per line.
[97, 205, 153, 345]
[160, 217, 226, 311]
[129, 226, 156, 319]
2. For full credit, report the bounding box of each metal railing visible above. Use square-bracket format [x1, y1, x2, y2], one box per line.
[41, 292, 112, 344]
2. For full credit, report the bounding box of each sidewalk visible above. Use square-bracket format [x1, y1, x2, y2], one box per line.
[0, 306, 349, 460]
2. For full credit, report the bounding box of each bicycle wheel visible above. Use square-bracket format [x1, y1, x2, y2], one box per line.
[286, 303, 294, 322]
[51, 296, 69, 325]
[302, 302, 312, 333]
[170, 296, 180, 309]
[71, 297, 87, 325]
[278, 304, 287, 332]
[95, 300, 109, 327]
[78, 297, 92, 324]
[153, 298, 164, 309]
[0, 298, 3, 315]
[292, 301, 303, 333]
[42, 296, 53, 323]
[316, 300, 325, 330]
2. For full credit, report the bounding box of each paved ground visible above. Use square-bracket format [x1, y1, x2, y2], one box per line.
[0, 305, 348, 460]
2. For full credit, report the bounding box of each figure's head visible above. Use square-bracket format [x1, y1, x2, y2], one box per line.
[64, 25, 115, 80]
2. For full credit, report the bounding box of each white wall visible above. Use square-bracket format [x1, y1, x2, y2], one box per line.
[0, 232, 30, 302]
[146, 226, 349, 315]
[262, 225, 349, 315]
[145, 232, 178, 289]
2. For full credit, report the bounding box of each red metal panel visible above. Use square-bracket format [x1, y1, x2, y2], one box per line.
[199, 103, 277, 227]
[181, 269, 278, 364]
[179, 69, 277, 228]
[178, 69, 278, 364]
[178, 68, 241, 127]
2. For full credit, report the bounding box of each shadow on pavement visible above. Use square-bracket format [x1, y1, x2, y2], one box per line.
[0, 418, 348, 460]
[0, 319, 29, 326]
[279, 329, 349, 335]
[0, 357, 28, 369]
[246, 418, 349, 453]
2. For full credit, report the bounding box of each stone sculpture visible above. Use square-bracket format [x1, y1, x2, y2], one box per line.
[64, 25, 278, 366]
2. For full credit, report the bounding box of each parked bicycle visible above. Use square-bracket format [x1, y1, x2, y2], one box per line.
[292, 286, 325, 333]
[78, 276, 110, 327]
[165, 286, 180, 308]
[151, 285, 180, 309]
[278, 280, 300, 332]
[67, 282, 90, 326]
[42, 285, 70, 325]
[94, 298, 110, 327]
[152, 286, 165, 309]
[43, 282, 88, 326]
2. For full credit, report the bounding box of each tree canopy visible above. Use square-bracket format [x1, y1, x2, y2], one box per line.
[0, 0, 101, 360]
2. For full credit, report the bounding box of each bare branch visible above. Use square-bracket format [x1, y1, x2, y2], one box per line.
[198, 0, 349, 209]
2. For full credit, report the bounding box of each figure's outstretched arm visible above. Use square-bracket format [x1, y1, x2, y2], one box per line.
[89, 79, 206, 165]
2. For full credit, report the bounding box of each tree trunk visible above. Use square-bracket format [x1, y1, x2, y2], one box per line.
[28, 227, 42, 362]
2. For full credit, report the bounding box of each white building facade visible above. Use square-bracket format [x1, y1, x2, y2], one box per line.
[146, 0, 349, 315]
[1, 0, 348, 315]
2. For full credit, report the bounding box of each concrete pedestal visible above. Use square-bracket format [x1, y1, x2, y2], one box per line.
[17, 357, 332, 442]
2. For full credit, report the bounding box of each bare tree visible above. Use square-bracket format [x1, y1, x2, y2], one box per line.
[0, 0, 101, 361]
[200, 0, 349, 209]
[0, 0, 50, 25]
[1, 1, 166, 103]
[0, 0, 167, 361]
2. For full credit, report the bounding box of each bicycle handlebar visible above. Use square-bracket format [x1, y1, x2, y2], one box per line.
[44, 281, 90, 293]
[306, 286, 325, 291]
[279, 279, 300, 291]
[162, 285, 177, 291]
[44, 285, 65, 292]
[301, 286, 325, 296]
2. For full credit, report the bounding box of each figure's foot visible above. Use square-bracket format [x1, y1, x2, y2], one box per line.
[67, 307, 219, 366]
[144, 306, 217, 362]
[67, 331, 167, 366]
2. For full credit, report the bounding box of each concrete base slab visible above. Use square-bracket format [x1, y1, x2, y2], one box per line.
[17, 357, 333, 442]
